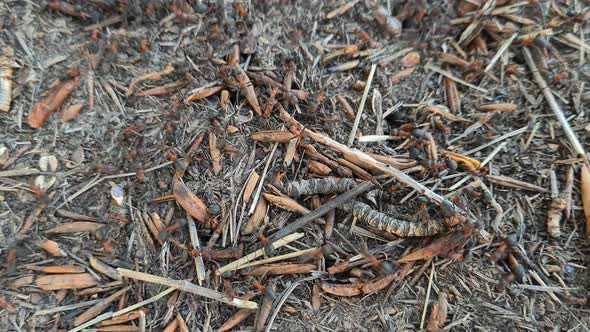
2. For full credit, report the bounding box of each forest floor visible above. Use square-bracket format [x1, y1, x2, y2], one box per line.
[1, 1, 589, 331]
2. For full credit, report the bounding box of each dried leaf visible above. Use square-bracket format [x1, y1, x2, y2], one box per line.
[34, 239, 64, 256]
[36, 273, 99, 291]
[478, 103, 517, 112]
[172, 178, 210, 224]
[209, 132, 221, 175]
[321, 273, 396, 297]
[427, 292, 448, 332]
[328, 60, 360, 72]
[23, 265, 85, 273]
[29, 76, 80, 128]
[242, 197, 267, 235]
[390, 67, 415, 84]
[398, 228, 474, 263]
[312, 284, 321, 311]
[126, 65, 174, 96]
[444, 78, 461, 114]
[243, 171, 260, 204]
[218, 309, 255, 332]
[581, 163, 590, 238]
[184, 86, 223, 103]
[400, 51, 421, 67]
[60, 103, 83, 122]
[251, 130, 295, 143]
[45, 222, 105, 234]
[227, 44, 240, 67]
[263, 193, 309, 215]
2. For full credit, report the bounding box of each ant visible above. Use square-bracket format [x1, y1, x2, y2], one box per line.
[256, 232, 275, 257]
[360, 247, 394, 276]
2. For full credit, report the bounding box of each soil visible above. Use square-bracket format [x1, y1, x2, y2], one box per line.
[1, 1, 589, 331]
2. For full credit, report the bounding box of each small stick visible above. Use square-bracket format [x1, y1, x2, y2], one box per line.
[522, 47, 587, 160]
[117, 268, 258, 309]
[425, 64, 488, 93]
[34, 299, 101, 316]
[249, 140, 279, 215]
[348, 63, 377, 146]
[419, 264, 435, 329]
[187, 215, 206, 286]
[268, 181, 377, 241]
[229, 248, 317, 272]
[216, 233, 304, 275]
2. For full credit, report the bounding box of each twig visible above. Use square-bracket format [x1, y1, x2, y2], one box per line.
[216, 233, 305, 275]
[117, 268, 258, 309]
[425, 64, 488, 93]
[67, 287, 176, 332]
[268, 180, 377, 241]
[348, 63, 377, 146]
[228, 248, 317, 272]
[187, 215, 206, 286]
[420, 264, 435, 329]
[34, 299, 101, 316]
[0, 168, 40, 177]
[248, 140, 279, 215]
[522, 47, 587, 159]
[484, 33, 517, 73]
[462, 126, 528, 156]
[264, 276, 318, 332]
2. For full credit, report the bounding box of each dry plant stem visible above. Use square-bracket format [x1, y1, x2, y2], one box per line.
[67, 288, 176, 332]
[117, 268, 258, 309]
[217, 232, 304, 275]
[348, 63, 377, 146]
[264, 276, 318, 332]
[268, 181, 376, 241]
[187, 215, 206, 286]
[278, 106, 465, 216]
[522, 47, 586, 159]
[248, 140, 279, 215]
[420, 264, 435, 329]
